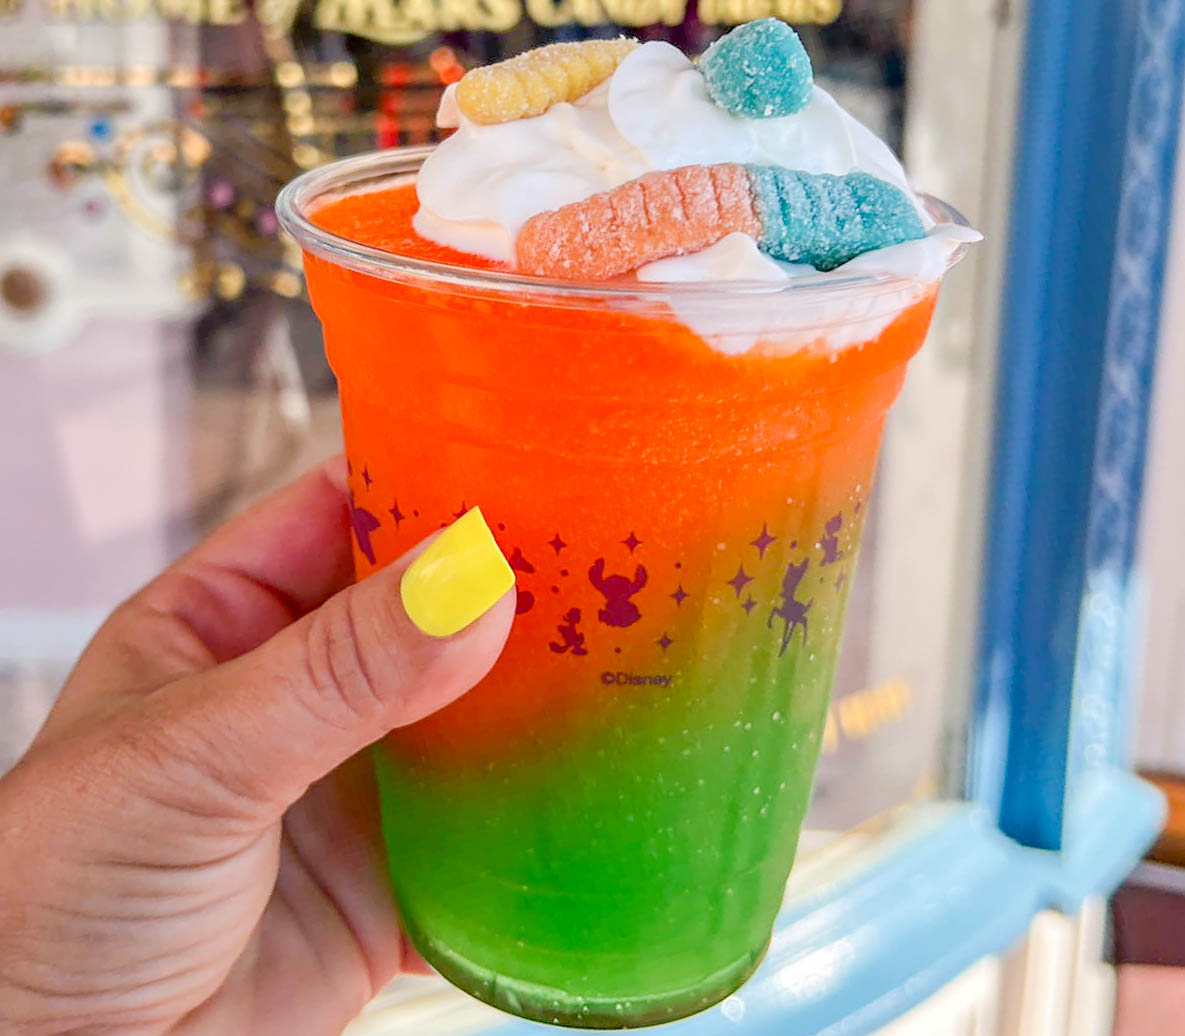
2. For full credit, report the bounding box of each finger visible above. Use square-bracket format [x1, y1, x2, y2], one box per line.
[271, 751, 430, 1005]
[48, 457, 355, 734]
[153, 453, 356, 662]
[282, 758, 435, 993]
[134, 509, 516, 819]
[398, 937, 434, 976]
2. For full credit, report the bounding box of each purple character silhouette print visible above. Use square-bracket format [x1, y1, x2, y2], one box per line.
[549, 608, 588, 655]
[348, 492, 381, 565]
[819, 513, 843, 565]
[769, 558, 813, 656]
[588, 559, 647, 628]
[508, 547, 536, 614]
[508, 547, 535, 573]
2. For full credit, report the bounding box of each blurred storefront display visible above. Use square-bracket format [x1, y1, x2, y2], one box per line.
[0, 0, 939, 832]
[2, 0, 1182, 1032]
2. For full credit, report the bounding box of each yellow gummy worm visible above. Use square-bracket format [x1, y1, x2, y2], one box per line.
[455, 38, 638, 126]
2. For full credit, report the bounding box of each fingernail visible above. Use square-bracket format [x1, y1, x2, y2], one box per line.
[400, 508, 515, 637]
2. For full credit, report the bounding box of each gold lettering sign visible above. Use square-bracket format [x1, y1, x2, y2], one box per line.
[50, 0, 245, 21]
[47, 0, 841, 37]
[257, 0, 303, 32]
[820, 677, 914, 754]
[525, 0, 685, 28]
[311, 0, 521, 43]
[833, 677, 912, 744]
[700, 0, 839, 24]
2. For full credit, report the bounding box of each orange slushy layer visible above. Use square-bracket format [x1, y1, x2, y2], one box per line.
[304, 181, 939, 1025]
[308, 182, 936, 750]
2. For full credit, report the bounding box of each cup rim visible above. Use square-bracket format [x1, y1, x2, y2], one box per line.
[276, 145, 973, 304]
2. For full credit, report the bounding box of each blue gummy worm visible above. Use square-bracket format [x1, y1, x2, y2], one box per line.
[745, 166, 926, 271]
[700, 19, 814, 120]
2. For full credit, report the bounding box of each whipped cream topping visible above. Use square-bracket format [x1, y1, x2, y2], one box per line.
[413, 39, 978, 351]
[636, 229, 978, 355]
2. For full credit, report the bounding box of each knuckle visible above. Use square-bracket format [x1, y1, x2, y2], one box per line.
[102, 706, 265, 827]
[100, 586, 214, 677]
[300, 591, 402, 728]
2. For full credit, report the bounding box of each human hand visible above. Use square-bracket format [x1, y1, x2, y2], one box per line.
[0, 458, 516, 1036]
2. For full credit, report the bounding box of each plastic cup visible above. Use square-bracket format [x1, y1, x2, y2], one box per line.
[277, 147, 970, 1029]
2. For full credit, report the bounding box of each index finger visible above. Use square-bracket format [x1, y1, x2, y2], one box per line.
[45, 456, 356, 736]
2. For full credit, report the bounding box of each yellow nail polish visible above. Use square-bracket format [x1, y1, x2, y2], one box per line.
[400, 508, 515, 637]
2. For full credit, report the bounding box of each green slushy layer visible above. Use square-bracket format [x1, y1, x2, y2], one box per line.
[374, 605, 845, 1027]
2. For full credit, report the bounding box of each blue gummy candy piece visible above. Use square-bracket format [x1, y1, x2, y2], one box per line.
[746, 166, 926, 271]
[700, 18, 814, 119]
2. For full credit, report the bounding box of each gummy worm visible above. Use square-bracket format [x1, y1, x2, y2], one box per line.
[516, 164, 926, 280]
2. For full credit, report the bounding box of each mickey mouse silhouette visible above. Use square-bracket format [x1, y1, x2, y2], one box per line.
[588, 559, 647, 628]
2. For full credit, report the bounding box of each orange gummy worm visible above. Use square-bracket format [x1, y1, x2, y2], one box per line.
[516, 164, 761, 280]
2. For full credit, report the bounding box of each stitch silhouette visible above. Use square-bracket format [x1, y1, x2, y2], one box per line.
[769, 558, 813, 656]
[588, 559, 647, 628]
[549, 608, 588, 655]
[819, 512, 843, 565]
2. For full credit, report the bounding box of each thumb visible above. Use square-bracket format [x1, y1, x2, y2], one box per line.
[144, 508, 516, 817]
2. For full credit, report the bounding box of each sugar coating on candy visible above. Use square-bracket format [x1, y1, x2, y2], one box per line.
[745, 166, 925, 271]
[455, 38, 638, 126]
[699, 19, 814, 120]
[516, 164, 760, 279]
[516, 162, 926, 280]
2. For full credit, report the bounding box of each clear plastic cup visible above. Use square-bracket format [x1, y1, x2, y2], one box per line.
[278, 147, 971, 1029]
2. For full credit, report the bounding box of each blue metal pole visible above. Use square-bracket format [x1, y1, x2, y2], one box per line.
[969, 0, 1146, 848]
[971, 0, 1185, 850]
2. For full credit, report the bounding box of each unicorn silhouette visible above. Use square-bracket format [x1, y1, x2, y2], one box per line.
[769, 559, 813, 656]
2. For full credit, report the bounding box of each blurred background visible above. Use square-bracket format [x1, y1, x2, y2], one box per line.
[2, 0, 1185, 1034]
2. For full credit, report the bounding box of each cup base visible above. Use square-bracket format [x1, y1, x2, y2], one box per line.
[407, 920, 768, 1029]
